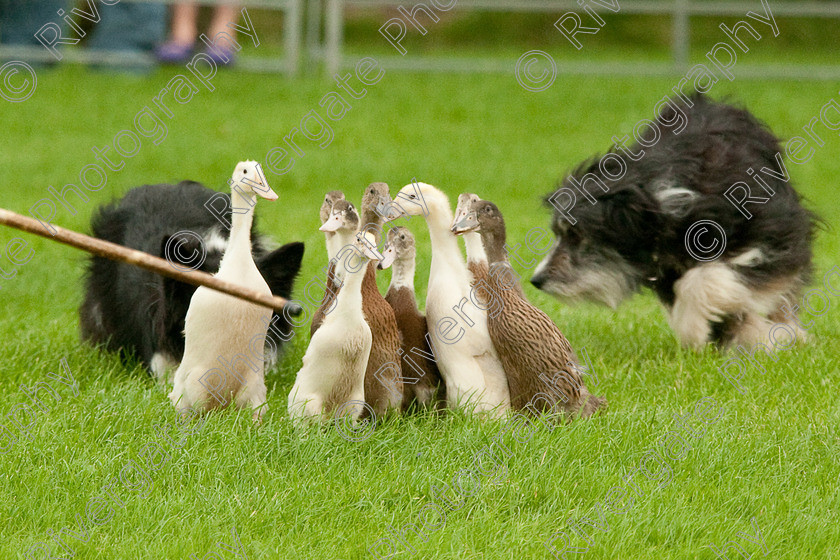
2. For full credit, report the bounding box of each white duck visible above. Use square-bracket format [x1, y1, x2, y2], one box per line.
[288, 200, 383, 422]
[320, 190, 346, 260]
[169, 161, 278, 423]
[389, 182, 510, 415]
[453, 193, 490, 281]
[311, 190, 346, 337]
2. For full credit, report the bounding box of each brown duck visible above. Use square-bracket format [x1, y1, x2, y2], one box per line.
[453, 192, 521, 321]
[311, 190, 345, 337]
[379, 226, 446, 411]
[452, 199, 606, 419]
[358, 182, 404, 415]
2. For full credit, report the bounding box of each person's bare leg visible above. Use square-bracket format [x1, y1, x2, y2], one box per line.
[208, 4, 239, 39]
[170, 2, 200, 45]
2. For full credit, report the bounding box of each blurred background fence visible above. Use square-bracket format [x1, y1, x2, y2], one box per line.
[2, 0, 839, 78]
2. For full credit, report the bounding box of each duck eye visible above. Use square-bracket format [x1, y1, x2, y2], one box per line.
[400, 234, 405, 240]
[410, 194, 416, 199]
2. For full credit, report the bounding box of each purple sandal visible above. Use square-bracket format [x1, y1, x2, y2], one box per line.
[154, 42, 195, 64]
[205, 46, 236, 66]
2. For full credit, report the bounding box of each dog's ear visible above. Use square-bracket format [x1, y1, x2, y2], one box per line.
[256, 242, 305, 299]
[89, 203, 129, 244]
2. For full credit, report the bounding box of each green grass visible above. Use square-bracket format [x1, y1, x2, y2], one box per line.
[1, 55, 839, 560]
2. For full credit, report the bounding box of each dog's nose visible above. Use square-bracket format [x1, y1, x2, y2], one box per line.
[285, 302, 304, 317]
[530, 274, 545, 290]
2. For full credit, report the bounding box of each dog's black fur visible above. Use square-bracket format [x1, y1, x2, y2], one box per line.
[533, 92, 818, 348]
[80, 181, 304, 374]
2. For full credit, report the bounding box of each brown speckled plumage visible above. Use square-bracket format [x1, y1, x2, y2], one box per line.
[467, 261, 489, 283]
[470, 200, 606, 419]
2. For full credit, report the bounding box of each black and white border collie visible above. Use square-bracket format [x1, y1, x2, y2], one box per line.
[80, 181, 304, 377]
[531, 93, 818, 349]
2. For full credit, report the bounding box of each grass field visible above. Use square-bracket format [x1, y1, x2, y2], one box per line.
[1, 55, 839, 559]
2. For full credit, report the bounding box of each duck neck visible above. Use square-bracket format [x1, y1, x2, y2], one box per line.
[389, 256, 415, 292]
[331, 228, 357, 283]
[335, 257, 366, 312]
[464, 232, 488, 267]
[325, 232, 338, 261]
[481, 229, 509, 265]
[224, 188, 256, 263]
[424, 195, 464, 268]
[361, 207, 384, 245]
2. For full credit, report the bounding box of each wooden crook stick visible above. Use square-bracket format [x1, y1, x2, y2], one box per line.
[0, 207, 302, 315]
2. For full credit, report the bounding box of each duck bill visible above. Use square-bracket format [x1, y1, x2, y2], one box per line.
[450, 210, 467, 231]
[377, 244, 396, 270]
[319, 214, 343, 232]
[248, 166, 278, 201]
[356, 232, 384, 261]
[254, 186, 279, 201]
[450, 212, 479, 235]
[358, 240, 384, 262]
[378, 199, 405, 222]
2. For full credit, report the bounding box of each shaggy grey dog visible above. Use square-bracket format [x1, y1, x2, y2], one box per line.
[532, 92, 817, 349]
